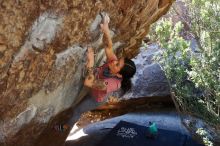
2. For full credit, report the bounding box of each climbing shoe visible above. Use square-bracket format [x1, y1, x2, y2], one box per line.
[54, 124, 69, 132]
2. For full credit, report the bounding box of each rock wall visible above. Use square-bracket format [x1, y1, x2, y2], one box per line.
[0, 0, 173, 145]
[122, 43, 171, 99]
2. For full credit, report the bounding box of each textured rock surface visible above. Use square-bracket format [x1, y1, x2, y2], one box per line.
[122, 43, 170, 99]
[0, 0, 173, 145]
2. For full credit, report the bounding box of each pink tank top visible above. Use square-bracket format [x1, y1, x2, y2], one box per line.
[91, 62, 122, 102]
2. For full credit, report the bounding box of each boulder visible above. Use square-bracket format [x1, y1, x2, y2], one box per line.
[0, 0, 173, 145]
[122, 44, 170, 99]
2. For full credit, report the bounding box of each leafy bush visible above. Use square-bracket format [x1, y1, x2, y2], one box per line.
[196, 128, 213, 146]
[148, 0, 220, 125]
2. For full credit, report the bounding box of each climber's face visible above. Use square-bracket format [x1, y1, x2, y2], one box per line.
[108, 57, 125, 74]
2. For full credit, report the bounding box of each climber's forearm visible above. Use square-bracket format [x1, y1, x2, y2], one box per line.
[84, 47, 98, 88]
[103, 29, 113, 49]
[103, 29, 116, 60]
[86, 47, 94, 68]
[100, 14, 116, 60]
[84, 68, 94, 87]
[86, 60, 94, 68]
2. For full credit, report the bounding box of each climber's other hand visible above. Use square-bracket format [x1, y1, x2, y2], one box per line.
[100, 14, 110, 33]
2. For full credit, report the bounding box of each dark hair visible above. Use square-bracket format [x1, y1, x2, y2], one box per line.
[119, 58, 136, 94]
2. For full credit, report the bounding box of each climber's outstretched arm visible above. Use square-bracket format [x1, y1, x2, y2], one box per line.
[84, 47, 107, 91]
[100, 15, 117, 61]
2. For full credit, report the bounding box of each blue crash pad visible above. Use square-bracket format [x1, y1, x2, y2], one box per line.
[97, 121, 204, 146]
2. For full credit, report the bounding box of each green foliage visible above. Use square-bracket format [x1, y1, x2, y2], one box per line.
[185, 0, 220, 116]
[189, 43, 220, 104]
[187, 0, 220, 48]
[196, 128, 213, 146]
[148, 0, 220, 126]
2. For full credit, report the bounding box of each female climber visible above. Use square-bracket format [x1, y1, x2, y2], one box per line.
[84, 15, 136, 103]
[53, 15, 136, 133]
